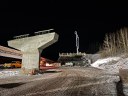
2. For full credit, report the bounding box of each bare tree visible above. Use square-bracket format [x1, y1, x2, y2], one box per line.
[101, 27, 128, 57]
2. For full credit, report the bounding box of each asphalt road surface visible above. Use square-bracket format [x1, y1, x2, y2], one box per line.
[0, 67, 119, 96]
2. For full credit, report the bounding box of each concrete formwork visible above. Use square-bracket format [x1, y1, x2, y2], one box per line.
[8, 32, 59, 74]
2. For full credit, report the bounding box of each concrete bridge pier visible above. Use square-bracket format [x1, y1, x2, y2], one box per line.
[22, 49, 40, 70]
[21, 49, 42, 74]
[8, 32, 59, 74]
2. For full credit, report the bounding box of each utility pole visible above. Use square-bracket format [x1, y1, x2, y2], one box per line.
[74, 31, 79, 54]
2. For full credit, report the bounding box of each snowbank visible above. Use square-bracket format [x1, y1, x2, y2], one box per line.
[0, 71, 20, 78]
[91, 56, 128, 73]
[91, 57, 120, 68]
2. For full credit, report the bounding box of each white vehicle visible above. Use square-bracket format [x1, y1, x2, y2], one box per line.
[65, 62, 74, 67]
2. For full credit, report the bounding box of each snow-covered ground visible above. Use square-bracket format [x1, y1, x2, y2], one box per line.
[91, 56, 128, 74]
[91, 57, 120, 68]
[0, 70, 20, 78]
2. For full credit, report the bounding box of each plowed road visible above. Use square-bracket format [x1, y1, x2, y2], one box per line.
[0, 67, 118, 96]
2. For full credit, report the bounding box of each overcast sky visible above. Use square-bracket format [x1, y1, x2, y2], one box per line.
[1, 1, 128, 60]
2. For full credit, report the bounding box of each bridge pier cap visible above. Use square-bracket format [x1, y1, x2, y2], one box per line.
[8, 32, 59, 74]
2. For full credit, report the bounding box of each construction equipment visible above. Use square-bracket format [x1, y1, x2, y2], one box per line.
[39, 57, 60, 70]
[3, 61, 21, 68]
[3, 57, 60, 70]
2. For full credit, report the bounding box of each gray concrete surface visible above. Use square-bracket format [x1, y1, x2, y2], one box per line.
[0, 67, 121, 96]
[8, 32, 59, 73]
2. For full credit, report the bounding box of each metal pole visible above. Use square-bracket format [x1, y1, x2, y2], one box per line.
[74, 31, 79, 54]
